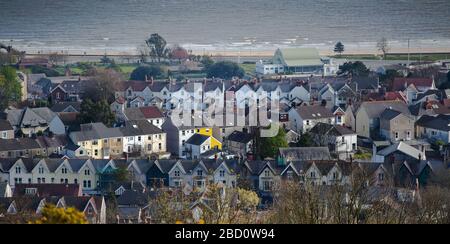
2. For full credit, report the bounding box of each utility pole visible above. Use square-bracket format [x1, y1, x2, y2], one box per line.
[407, 39, 410, 66]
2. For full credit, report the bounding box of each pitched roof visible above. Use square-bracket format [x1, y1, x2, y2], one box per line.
[352, 76, 379, 90]
[416, 114, 450, 131]
[6, 107, 58, 128]
[358, 101, 410, 119]
[13, 184, 81, 197]
[0, 138, 41, 151]
[294, 105, 334, 120]
[380, 108, 403, 120]
[279, 147, 331, 161]
[123, 106, 164, 120]
[117, 190, 149, 207]
[0, 119, 13, 131]
[185, 134, 210, 146]
[226, 131, 253, 143]
[70, 123, 123, 142]
[50, 102, 81, 113]
[309, 122, 356, 136]
[377, 142, 424, 160]
[276, 48, 323, 67]
[120, 120, 163, 136]
[393, 77, 434, 91]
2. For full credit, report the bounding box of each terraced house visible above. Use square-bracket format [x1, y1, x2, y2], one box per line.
[69, 123, 123, 159]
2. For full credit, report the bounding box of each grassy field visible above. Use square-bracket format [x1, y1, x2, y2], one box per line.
[240, 63, 256, 75]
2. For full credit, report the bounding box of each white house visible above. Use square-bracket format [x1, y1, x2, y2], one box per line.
[288, 105, 335, 132]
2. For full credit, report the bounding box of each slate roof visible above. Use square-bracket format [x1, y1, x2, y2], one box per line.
[377, 142, 424, 160]
[185, 134, 210, 146]
[117, 190, 149, 207]
[13, 184, 81, 197]
[120, 120, 163, 136]
[50, 102, 81, 113]
[416, 114, 450, 131]
[70, 123, 123, 142]
[309, 122, 356, 136]
[295, 105, 334, 120]
[358, 101, 410, 119]
[6, 107, 58, 128]
[227, 131, 253, 143]
[352, 76, 379, 90]
[0, 138, 41, 151]
[380, 108, 403, 120]
[0, 119, 13, 131]
[279, 147, 331, 161]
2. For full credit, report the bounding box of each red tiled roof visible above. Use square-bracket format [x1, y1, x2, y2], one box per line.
[139, 106, 164, 119]
[384, 91, 407, 103]
[393, 77, 433, 91]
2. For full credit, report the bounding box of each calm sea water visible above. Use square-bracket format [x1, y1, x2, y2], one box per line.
[0, 0, 449, 54]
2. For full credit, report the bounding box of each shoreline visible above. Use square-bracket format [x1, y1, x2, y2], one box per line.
[22, 46, 450, 58]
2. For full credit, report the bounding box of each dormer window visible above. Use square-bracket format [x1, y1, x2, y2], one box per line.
[197, 170, 203, 176]
[264, 170, 270, 177]
[378, 173, 384, 181]
[85, 169, 90, 176]
[15, 166, 21, 174]
[219, 170, 225, 177]
[38, 167, 44, 174]
[61, 167, 68, 174]
[174, 170, 180, 177]
[310, 171, 316, 178]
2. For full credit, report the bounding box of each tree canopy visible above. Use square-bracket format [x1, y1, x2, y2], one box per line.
[169, 45, 189, 62]
[338, 61, 370, 77]
[145, 33, 169, 62]
[334, 42, 345, 55]
[31, 204, 87, 224]
[206, 61, 244, 79]
[0, 66, 22, 111]
[130, 65, 163, 81]
[83, 68, 122, 103]
[260, 128, 289, 159]
[78, 98, 115, 126]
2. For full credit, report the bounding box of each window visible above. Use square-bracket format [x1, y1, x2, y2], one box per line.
[38, 167, 44, 174]
[103, 139, 108, 144]
[93, 140, 98, 145]
[51, 178, 54, 183]
[306, 120, 310, 126]
[148, 136, 152, 140]
[378, 173, 384, 181]
[74, 179, 78, 184]
[94, 149, 98, 156]
[407, 131, 411, 140]
[264, 170, 270, 177]
[15, 166, 21, 174]
[174, 170, 180, 177]
[197, 170, 203, 176]
[85, 169, 90, 175]
[117, 138, 121, 142]
[87, 180, 91, 188]
[158, 143, 162, 150]
[219, 170, 225, 177]
[148, 144, 152, 151]
[138, 136, 141, 142]
[1, 131, 6, 139]
[182, 130, 185, 136]
[395, 132, 399, 140]
[158, 134, 162, 139]
[332, 172, 338, 180]
[310, 171, 316, 178]
[287, 171, 294, 180]
[61, 167, 68, 174]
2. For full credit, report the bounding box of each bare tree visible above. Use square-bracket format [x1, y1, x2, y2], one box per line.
[377, 37, 390, 60]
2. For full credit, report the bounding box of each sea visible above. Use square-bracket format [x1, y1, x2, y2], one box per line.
[1, 0, 450, 54]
